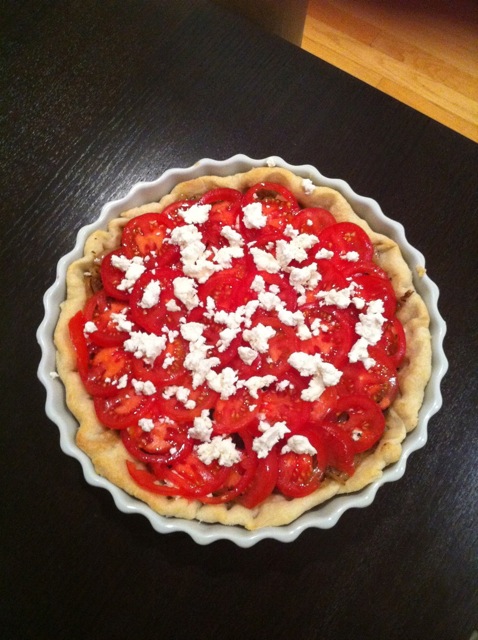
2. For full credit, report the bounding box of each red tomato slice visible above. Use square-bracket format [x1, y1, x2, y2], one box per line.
[317, 222, 374, 264]
[100, 248, 135, 301]
[83, 290, 134, 347]
[199, 435, 257, 504]
[126, 461, 187, 497]
[300, 306, 355, 367]
[291, 207, 336, 235]
[276, 430, 327, 498]
[121, 415, 192, 465]
[237, 447, 279, 509]
[197, 269, 246, 312]
[319, 422, 356, 476]
[329, 393, 385, 453]
[340, 349, 399, 410]
[258, 373, 311, 433]
[94, 387, 154, 429]
[160, 198, 198, 224]
[376, 317, 406, 368]
[240, 181, 300, 239]
[341, 260, 390, 281]
[158, 384, 219, 424]
[251, 316, 299, 378]
[131, 333, 189, 386]
[84, 345, 132, 397]
[129, 267, 182, 334]
[159, 453, 230, 498]
[198, 188, 242, 246]
[351, 274, 397, 318]
[121, 212, 174, 259]
[213, 388, 260, 434]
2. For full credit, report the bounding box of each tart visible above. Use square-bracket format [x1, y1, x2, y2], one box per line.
[54, 166, 432, 530]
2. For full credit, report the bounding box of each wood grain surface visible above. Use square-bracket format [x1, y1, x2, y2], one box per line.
[303, 0, 478, 142]
[2, 2, 477, 639]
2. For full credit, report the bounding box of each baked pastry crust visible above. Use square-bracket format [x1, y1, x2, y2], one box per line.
[55, 167, 432, 530]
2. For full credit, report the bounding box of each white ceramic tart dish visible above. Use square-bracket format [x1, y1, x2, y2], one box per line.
[37, 155, 447, 547]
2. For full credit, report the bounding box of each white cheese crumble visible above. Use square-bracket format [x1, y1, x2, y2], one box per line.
[139, 279, 161, 309]
[131, 378, 157, 396]
[342, 250, 359, 262]
[242, 323, 276, 353]
[138, 418, 155, 432]
[250, 247, 281, 273]
[281, 434, 317, 456]
[301, 178, 315, 195]
[243, 202, 267, 229]
[110, 254, 146, 293]
[288, 351, 343, 401]
[238, 375, 277, 399]
[221, 226, 244, 246]
[124, 331, 167, 364]
[315, 248, 334, 260]
[206, 367, 238, 399]
[276, 234, 319, 268]
[188, 410, 213, 442]
[252, 420, 290, 458]
[179, 202, 211, 225]
[173, 276, 200, 310]
[196, 436, 241, 467]
[238, 346, 259, 365]
[83, 321, 98, 335]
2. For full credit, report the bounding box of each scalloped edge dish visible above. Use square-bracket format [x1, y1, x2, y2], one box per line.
[37, 155, 448, 547]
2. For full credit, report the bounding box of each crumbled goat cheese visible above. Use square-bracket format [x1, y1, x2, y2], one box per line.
[242, 323, 276, 353]
[288, 351, 343, 401]
[83, 321, 98, 335]
[289, 264, 321, 292]
[276, 234, 318, 268]
[251, 275, 266, 293]
[188, 410, 213, 442]
[206, 367, 238, 399]
[301, 178, 315, 195]
[316, 283, 357, 309]
[243, 202, 267, 229]
[173, 276, 200, 310]
[180, 322, 205, 342]
[139, 279, 161, 309]
[282, 434, 317, 456]
[138, 418, 155, 432]
[221, 226, 244, 246]
[179, 202, 211, 225]
[250, 247, 281, 273]
[341, 250, 360, 262]
[238, 346, 259, 365]
[213, 245, 244, 269]
[111, 254, 146, 292]
[315, 248, 334, 260]
[252, 421, 290, 459]
[238, 375, 277, 399]
[111, 310, 134, 333]
[116, 374, 129, 390]
[196, 436, 242, 467]
[266, 156, 277, 167]
[131, 378, 157, 396]
[124, 331, 167, 364]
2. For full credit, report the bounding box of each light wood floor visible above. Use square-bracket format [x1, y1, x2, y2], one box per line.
[301, 0, 478, 142]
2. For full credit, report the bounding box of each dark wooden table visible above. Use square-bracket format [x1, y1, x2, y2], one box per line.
[2, 2, 477, 639]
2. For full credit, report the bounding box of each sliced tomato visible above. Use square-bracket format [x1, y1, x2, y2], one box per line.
[129, 267, 182, 334]
[83, 290, 133, 347]
[68, 311, 90, 379]
[257, 271, 298, 311]
[290, 207, 336, 235]
[121, 212, 174, 259]
[329, 393, 385, 453]
[131, 333, 189, 386]
[341, 348, 399, 410]
[160, 198, 198, 224]
[94, 387, 154, 429]
[100, 248, 140, 302]
[158, 453, 230, 498]
[213, 387, 260, 434]
[251, 316, 299, 378]
[241, 181, 300, 238]
[258, 374, 311, 433]
[276, 431, 326, 498]
[121, 415, 192, 465]
[299, 259, 348, 306]
[376, 317, 406, 368]
[317, 222, 374, 264]
[158, 384, 219, 424]
[197, 269, 246, 312]
[84, 345, 132, 397]
[300, 306, 356, 366]
[341, 259, 390, 281]
[126, 460, 186, 497]
[351, 274, 397, 318]
[320, 422, 356, 476]
[199, 435, 257, 504]
[237, 448, 279, 509]
[198, 188, 242, 246]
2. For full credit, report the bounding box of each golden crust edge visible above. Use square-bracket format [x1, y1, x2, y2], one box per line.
[54, 167, 432, 531]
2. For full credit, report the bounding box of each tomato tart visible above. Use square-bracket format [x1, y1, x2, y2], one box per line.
[54, 166, 432, 529]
